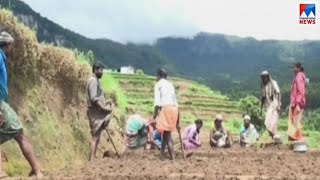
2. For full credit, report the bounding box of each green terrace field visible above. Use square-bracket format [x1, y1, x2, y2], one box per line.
[103, 73, 242, 124]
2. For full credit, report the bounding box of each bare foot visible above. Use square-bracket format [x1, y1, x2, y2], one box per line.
[0, 171, 8, 179]
[35, 172, 44, 179]
[186, 152, 194, 158]
[159, 154, 164, 161]
[29, 170, 44, 179]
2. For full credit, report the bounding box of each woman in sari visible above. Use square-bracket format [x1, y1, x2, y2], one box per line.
[182, 119, 203, 157]
[287, 63, 306, 142]
[125, 114, 154, 149]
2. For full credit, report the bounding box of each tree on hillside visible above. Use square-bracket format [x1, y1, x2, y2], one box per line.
[74, 49, 94, 65]
[136, 69, 144, 75]
[239, 95, 264, 132]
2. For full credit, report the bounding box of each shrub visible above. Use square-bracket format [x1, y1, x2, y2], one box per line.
[136, 69, 144, 75]
[304, 109, 320, 131]
[239, 95, 264, 131]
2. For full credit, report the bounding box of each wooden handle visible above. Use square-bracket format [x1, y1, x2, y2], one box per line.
[105, 129, 120, 157]
[178, 129, 185, 159]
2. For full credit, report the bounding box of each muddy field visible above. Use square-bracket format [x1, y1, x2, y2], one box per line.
[44, 143, 320, 180]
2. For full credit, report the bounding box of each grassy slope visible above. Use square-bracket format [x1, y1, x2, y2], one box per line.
[106, 73, 241, 130]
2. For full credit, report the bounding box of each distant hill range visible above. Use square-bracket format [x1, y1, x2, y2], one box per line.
[1, 0, 319, 108]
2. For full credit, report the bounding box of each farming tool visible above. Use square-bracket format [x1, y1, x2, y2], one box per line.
[105, 129, 120, 158]
[177, 127, 185, 159]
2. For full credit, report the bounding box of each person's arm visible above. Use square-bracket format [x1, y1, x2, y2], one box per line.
[239, 127, 245, 141]
[176, 110, 180, 130]
[260, 97, 265, 115]
[210, 130, 217, 144]
[0, 111, 3, 126]
[148, 123, 154, 144]
[272, 81, 282, 111]
[275, 92, 281, 111]
[96, 101, 111, 112]
[188, 130, 200, 146]
[153, 106, 160, 120]
[295, 74, 306, 109]
[153, 84, 161, 119]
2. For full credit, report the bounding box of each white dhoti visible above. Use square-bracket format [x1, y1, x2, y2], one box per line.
[264, 100, 279, 136]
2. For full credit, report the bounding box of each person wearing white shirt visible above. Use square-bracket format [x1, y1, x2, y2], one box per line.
[153, 68, 179, 160]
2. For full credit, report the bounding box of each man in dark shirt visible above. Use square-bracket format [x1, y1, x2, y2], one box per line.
[87, 63, 112, 161]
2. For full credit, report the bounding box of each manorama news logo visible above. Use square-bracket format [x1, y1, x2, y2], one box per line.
[299, 4, 316, 24]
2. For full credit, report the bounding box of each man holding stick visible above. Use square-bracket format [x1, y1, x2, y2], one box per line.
[87, 63, 112, 161]
[153, 68, 180, 160]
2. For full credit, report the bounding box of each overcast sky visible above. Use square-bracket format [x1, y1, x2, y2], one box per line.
[23, 0, 320, 43]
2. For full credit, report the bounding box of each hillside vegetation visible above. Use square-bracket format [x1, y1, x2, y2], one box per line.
[1, 0, 319, 110]
[104, 73, 241, 129]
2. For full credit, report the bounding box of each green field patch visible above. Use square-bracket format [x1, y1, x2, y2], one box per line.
[180, 101, 239, 108]
[180, 97, 231, 103]
[179, 105, 240, 114]
[181, 94, 227, 100]
[127, 98, 153, 105]
[124, 92, 153, 98]
[122, 87, 153, 93]
[126, 105, 154, 115]
[110, 73, 154, 79]
[118, 79, 155, 86]
[100, 74, 127, 112]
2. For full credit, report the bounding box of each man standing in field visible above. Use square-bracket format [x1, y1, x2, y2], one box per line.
[0, 31, 43, 178]
[260, 70, 281, 143]
[153, 68, 179, 160]
[87, 63, 112, 161]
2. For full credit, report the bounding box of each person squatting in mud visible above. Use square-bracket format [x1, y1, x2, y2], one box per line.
[153, 68, 180, 160]
[182, 119, 203, 157]
[210, 114, 232, 148]
[240, 115, 259, 147]
[260, 70, 282, 144]
[124, 114, 157, 150]
[0, 31, 43, 178]
[87, 63, 113, 161]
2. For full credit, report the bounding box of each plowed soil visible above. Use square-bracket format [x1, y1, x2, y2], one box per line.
[47, 143, 320, 180]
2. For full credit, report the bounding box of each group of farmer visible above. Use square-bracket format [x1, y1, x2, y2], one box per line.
[119, 64, 306, 157]
[87, 61, 305, 159]
[0, 31, 307, 178]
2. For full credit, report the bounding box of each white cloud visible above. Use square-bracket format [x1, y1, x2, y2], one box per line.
[22, 0, 320, 43]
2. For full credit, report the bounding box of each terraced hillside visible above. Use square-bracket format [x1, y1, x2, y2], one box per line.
[109, 73, 241, 123]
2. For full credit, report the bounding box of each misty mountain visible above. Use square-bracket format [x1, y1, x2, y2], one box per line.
[1, 0, 319, 108]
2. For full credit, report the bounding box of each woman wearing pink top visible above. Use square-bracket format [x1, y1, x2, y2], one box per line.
[182, 119, 203, 157]
[287, 63, 306, 141]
